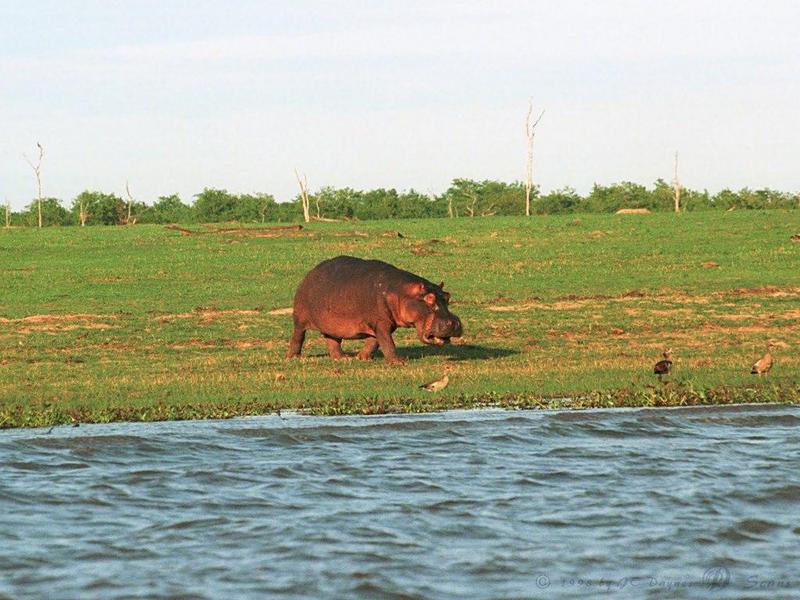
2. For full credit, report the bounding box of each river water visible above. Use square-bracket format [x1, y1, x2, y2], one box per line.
[1, 404, 798, 599]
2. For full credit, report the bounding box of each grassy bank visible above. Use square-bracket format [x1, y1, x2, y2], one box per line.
[1, 211, 799, 428]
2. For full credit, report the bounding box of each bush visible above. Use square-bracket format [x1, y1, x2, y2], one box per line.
[72, 191, 127, 225]
[21, 198, 72, 226]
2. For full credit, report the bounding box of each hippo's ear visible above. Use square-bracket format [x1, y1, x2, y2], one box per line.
[423, 292, 437, 306]
[405, 282, 426, 297]
[439, 281, 445, 290]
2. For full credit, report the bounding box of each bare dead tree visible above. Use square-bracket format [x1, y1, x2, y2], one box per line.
[23, 142, 44, 228]
[465, 194, 478, 218]
[294, 169, 311, 223]
[78, 196, 88, 226]
[673, 151, 681, 213]
[125, 180, 137, 225]
[4, 199, 10, 228]
[524, 100, 545, 217]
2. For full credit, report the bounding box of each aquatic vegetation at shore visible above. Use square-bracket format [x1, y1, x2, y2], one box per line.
[2, 381, 798, 429]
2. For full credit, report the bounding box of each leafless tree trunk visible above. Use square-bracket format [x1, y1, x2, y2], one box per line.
[294, 169, 311, 223]
[524, 100, 544, 217]
[125, 180, 137, 225]
[465, 195, 477, 218]
[24, 142, 44, 228]
[79, 198, 88, 226]
[4, 200, 10, 229]
[673, 151, 681, 213]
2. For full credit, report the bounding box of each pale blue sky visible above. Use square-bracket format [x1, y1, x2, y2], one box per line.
[1, 1, 798, 209]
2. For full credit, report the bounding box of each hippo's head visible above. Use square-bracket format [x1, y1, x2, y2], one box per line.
[400, 281, 463, 346]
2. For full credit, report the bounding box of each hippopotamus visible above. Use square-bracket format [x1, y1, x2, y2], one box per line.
[286, 256, 463, 364]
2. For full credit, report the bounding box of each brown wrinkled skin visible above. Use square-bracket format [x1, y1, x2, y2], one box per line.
[286, 256, 463, 364]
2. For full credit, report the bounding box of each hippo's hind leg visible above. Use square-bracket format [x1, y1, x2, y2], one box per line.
[286, 319, 307, 359]
[322, 334, 346, 360]
[357, 337, 379, 361]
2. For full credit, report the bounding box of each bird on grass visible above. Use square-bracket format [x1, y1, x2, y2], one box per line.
[751, 343, 775, 376]
[420, 374, 449, 392]
[653, 349, 673, 380]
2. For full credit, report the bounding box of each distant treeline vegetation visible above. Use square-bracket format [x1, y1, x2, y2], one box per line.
[6, 179, 799, 226]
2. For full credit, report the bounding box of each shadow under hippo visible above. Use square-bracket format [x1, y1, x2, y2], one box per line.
[394, 344, 519, 362]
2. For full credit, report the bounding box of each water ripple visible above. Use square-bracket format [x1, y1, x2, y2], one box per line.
[0, 405, 798, 599]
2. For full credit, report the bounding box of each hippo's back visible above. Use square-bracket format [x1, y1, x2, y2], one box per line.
[292, 256, 418, 325]
[297, 256, 420, 295]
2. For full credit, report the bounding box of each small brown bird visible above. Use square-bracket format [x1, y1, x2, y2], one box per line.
[420, 374, 449, 392]
[654, 349, 673, 379]
[751, 343, 775, 376]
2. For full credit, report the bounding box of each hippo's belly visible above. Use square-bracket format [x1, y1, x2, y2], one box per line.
[312, 315, 376, 340]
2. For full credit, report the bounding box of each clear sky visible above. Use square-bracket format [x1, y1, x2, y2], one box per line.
[1, 0, 798, 209]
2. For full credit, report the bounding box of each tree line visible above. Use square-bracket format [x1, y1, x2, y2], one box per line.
[5, 179, 799, 226]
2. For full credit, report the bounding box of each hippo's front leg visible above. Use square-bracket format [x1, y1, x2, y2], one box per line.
[375, 324, 404, 364]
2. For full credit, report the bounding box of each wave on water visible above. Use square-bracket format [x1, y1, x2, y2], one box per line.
[1, 404, 799, 599]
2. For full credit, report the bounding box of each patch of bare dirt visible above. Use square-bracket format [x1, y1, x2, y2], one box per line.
[18, 323, 118, 333]
[487, 286, 800, 316]
[487, 302, 549, 313]
[170, 338, 281, 350]
[165, 224, 307, 238]
[0, 313, 119, 324]
[719, 287, 800, 298]
[228, 339, 282, 350]
[557, 290, 647, 302]
[268, 307, 294, 316]
[194, 307, 260, 317]
[153, 308, 261, 323]
[650, 308, 696, 317]
[213, 224, 303, 233]
[333, 231, 369, 238]
[0, 313, 121, 333]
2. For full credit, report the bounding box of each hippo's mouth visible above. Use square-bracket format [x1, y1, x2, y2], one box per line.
[422, 334, 450, 346]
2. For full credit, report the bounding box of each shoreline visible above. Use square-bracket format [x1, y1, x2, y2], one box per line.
[2, 381, 798, 430]
[3, 400, 798, 437]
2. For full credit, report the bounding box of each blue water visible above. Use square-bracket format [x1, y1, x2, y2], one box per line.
[1, 404, 799, 599]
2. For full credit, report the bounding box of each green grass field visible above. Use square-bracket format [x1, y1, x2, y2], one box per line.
[1, 211, 799, 428]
